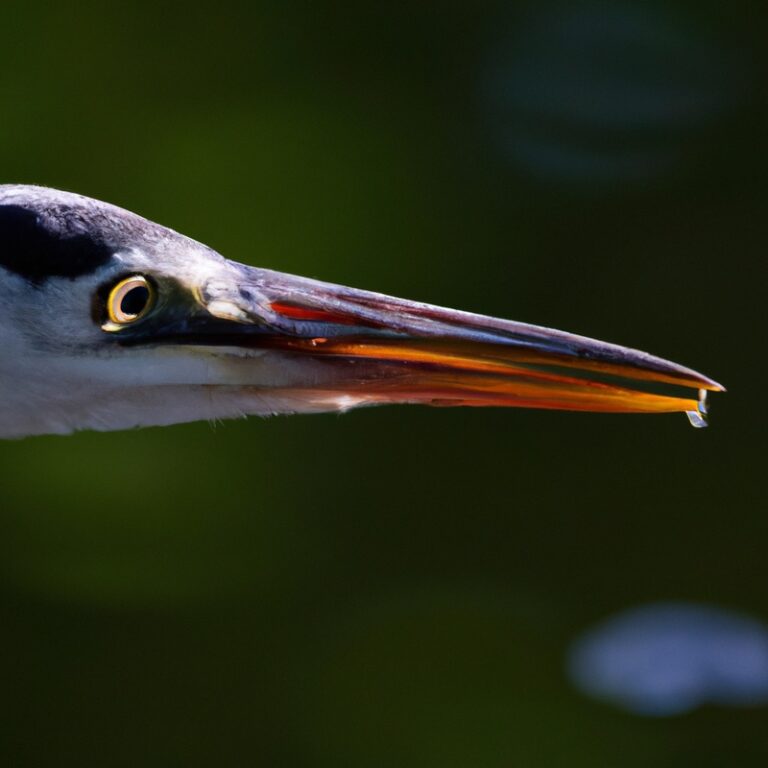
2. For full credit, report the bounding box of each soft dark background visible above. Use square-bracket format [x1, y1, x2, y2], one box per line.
[0, 2, 766, 766]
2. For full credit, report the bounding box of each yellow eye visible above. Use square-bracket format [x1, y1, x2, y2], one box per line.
[106, 275, 155, 325]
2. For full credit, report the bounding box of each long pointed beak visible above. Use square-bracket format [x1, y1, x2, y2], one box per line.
[141, 265, 724, 426]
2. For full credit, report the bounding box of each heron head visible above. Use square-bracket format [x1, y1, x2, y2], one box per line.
[0, 185, 722, 438]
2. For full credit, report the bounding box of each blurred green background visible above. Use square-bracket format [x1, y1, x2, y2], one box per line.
[1, 1, 766, 765]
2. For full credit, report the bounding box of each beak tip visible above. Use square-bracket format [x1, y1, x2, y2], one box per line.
[705, 378, 726, 393]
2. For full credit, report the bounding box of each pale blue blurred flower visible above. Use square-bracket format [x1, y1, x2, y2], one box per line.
[568, 603, 768, 715]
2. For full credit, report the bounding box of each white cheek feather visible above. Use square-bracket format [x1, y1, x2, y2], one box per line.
[0, 332, 367, 437]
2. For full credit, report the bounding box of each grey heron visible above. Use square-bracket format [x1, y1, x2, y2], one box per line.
[0, 185, 722, 438]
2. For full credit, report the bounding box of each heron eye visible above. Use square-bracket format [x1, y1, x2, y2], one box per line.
[106, 275, 154, 324]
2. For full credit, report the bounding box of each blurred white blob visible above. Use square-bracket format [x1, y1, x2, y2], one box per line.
[483, 3, 747, 184]
[567, 603, 768, 715]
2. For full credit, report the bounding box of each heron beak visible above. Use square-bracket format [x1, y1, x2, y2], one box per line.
[156, 265, 725, 425]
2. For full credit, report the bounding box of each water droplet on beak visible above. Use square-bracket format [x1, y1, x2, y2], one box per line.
[685, 389, 709, 428]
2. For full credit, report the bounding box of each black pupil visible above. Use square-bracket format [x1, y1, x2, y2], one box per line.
[120, 285, 150, 317]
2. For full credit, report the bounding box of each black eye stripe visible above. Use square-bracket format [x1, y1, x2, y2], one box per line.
[0, 205, 113, 284]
